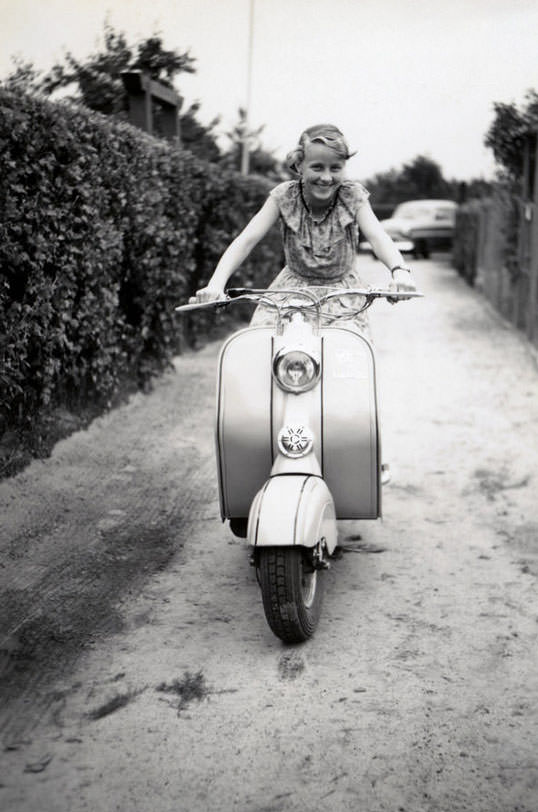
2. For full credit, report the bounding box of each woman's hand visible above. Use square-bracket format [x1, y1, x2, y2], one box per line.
[388, 267, 417, 304]
[188, 285, 227, 304]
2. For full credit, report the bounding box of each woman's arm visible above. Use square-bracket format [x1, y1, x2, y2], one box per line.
[357, 202, 417, 295]
[192, 196, 280, 302]
[357, 202, 406, 269]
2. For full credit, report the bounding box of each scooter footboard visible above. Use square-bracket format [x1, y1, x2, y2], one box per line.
[248, 475, 337, 554]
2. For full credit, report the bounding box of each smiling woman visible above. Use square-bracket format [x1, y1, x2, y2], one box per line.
[191, 123, 418, 334]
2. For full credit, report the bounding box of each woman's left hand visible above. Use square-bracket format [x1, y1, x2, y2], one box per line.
[388, 267, 417, 304]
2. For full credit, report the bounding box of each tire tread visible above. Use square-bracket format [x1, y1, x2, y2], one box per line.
[258, 547, 323, 643]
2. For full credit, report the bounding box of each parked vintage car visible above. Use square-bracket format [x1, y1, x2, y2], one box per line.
[360, 199, 458, 259]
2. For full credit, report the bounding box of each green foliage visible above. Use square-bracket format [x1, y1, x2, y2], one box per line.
[1, 57, 43, 93]
[452, 201, 484, 285]
[364, 155, 456, 206]
[40, 24, 196, 110]
[364, 156, 494, 223]
[180, 101, 221, 162]
[452, 188, 521, 287]
[221, 107, 283, 180]
[194, 169, 280, 289]
[1, 22, 220, 163]
[484, 90, 538, 181]
[2, 23, 288, 174]
[0, 88, 280, 460]
[455, 89, 538, 294]
[400, 155, 452, 199]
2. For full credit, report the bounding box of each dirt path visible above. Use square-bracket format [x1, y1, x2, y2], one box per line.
[1, 255, 537, 812]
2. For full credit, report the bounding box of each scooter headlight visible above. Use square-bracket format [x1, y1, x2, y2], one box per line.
[272, 349, 320, 393]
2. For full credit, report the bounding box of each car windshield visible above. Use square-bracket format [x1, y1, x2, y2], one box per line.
[394, 202, 455, 221]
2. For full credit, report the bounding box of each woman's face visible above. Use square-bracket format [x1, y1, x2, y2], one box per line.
[299, 142, 346, 207]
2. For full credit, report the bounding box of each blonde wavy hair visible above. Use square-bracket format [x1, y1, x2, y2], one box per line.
[286, 124, 356, 176]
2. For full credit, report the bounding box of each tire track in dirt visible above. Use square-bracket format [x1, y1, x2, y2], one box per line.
[0, 345, 219, 741]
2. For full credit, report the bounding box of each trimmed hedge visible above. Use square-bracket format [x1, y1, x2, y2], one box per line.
[452, 201, 484, 285]
[0, 88, 281, 462]
[452, 190, 521, 287]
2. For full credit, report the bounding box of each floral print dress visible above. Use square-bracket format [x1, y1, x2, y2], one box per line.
[250, 179, 372, 337]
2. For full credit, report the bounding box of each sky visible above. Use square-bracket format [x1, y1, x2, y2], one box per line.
[1, 0, 537, 181]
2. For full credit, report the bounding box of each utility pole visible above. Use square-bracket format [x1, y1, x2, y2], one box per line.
[241, 0, 255, 175]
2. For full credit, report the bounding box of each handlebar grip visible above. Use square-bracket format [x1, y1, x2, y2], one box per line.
[226, 288, 251, 298]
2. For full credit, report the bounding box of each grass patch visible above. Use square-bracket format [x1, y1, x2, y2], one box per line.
[156, 670, 209, 714]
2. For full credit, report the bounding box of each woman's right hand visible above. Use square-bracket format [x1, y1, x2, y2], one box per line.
[188, 285, 227, 304]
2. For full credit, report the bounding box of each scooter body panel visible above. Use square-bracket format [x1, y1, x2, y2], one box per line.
[216, 325, 380, 521]
[216, 327, 274, 519]
[321, 328, 381, 518]
[248, 474, 338, 553]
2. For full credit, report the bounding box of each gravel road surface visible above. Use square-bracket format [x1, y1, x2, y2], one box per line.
[1, 255, 537, 812]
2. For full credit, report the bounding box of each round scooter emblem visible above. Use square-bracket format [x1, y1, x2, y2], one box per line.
[277, 425, 314, 458]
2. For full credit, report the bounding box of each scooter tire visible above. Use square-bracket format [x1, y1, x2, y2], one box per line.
[257, 547, 324, 644]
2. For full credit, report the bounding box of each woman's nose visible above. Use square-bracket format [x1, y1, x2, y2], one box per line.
[320, 169, 332, 182]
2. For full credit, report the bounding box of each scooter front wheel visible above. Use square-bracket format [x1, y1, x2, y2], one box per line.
[258, 547, 324, 643]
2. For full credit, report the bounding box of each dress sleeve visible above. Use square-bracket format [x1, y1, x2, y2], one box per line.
[268, 181, 302, 232]
[269, 181, 294, 210]
[338, 181, 370, 220]
[353, 182, 370, 210]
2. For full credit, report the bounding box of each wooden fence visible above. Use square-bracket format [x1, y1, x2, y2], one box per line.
[456, 132, 538, 347]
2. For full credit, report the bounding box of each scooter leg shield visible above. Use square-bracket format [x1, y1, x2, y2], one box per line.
[248, 475, 337, 554]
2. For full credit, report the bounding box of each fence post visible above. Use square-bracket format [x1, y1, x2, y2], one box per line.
[121, 71, 182, 146]
[525, 132, 538, 343]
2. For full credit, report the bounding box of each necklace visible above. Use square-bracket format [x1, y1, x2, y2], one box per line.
[300, 182, 339, 223]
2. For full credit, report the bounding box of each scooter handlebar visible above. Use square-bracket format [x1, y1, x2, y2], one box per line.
[174, 287, 423, 313]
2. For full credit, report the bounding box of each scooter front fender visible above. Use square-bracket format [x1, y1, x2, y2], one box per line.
[248, 475, 337, 554]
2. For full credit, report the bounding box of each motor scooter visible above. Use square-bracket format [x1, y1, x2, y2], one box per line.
[176, 287, 421, 643]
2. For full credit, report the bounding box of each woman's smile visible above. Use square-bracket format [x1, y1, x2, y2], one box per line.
[299, 142, 345, 211]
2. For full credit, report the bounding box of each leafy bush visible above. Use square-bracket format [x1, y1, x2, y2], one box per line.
[452, 202, 484, 285]
[484, 90, 538, 182]
[452, 190, 522, 288]
[0, 88, 281, 469]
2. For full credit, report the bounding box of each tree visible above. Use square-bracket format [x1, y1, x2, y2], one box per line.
[180, 101, 221, 162]
[365, 155, 454, 206]
[1, 23, 221, 162]
[1, 57, 43, 93]
[400, 155, 451, 198]
[484, 90, 538, 181]
[40, 25, 196, 115]
[220, 108, 283, 179]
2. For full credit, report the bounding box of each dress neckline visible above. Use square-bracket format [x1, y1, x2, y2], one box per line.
[299, 181, 340, 224]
